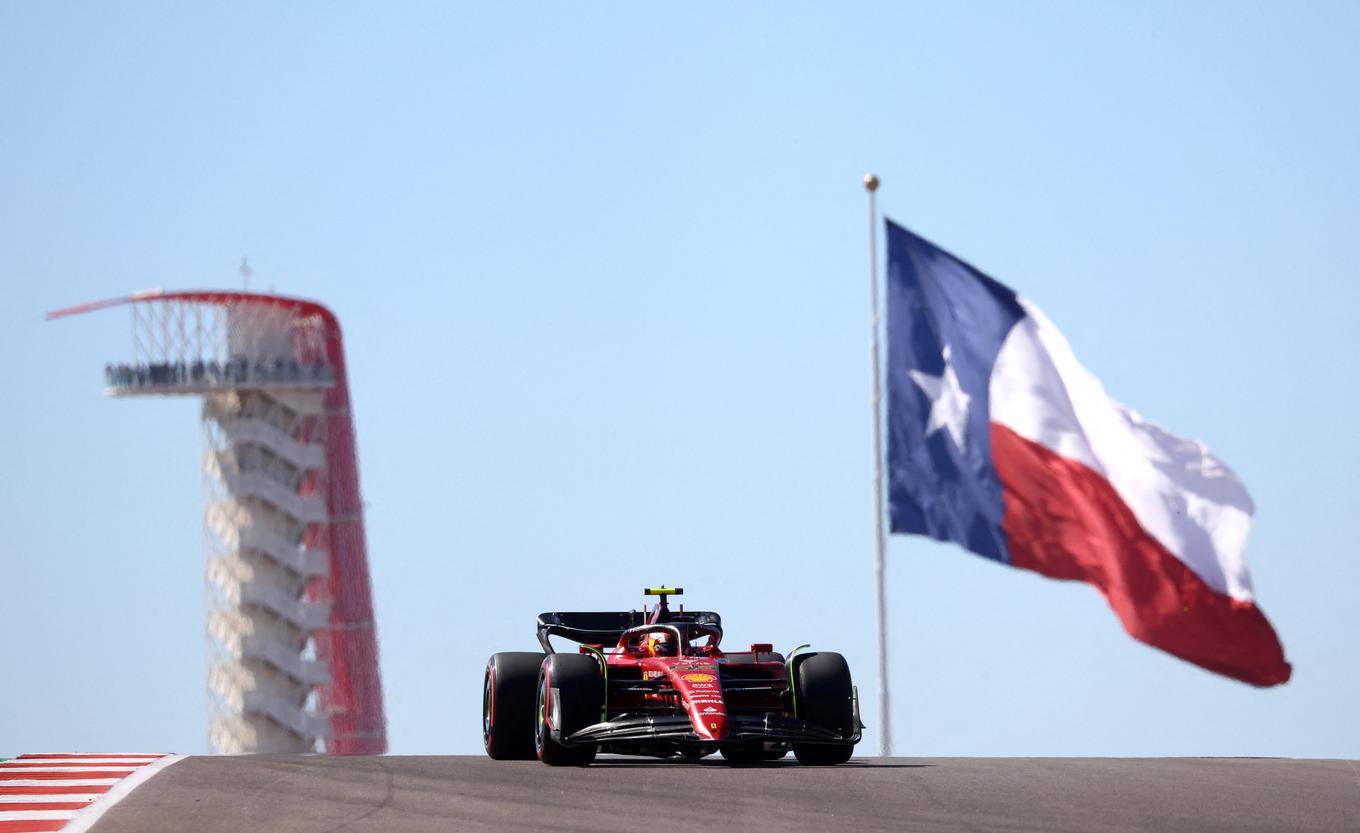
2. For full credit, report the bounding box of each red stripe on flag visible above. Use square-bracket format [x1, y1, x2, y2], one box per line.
[15, 755, 163, 760]
[0, 786, 109, 796]
[992, 423, 1291, 686]
[0, 762, 150, 769]
[0, 802, 89, 811]
[0, 771, 129, 780]
[0, 821, 69, 832]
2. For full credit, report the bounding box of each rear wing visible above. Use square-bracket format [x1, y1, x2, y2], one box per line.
[536, 610, 723, 653]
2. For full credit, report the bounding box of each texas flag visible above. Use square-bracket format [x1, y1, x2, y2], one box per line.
[885, 219, 1290, 686]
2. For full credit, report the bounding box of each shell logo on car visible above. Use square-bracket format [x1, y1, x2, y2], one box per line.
[682, 673, 716, 683]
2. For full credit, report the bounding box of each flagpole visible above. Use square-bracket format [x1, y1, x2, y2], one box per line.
[864, 173, 892, 757]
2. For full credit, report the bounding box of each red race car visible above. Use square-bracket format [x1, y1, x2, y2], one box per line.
[482, 587, 862, 766]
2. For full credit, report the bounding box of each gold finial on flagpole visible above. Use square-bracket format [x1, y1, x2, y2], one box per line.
[864, 173, 880, 192]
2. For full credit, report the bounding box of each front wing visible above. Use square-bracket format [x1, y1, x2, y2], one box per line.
[562, 686, 864, 748]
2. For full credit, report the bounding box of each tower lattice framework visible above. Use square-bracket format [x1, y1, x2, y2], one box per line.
[50, 290, 386, 755]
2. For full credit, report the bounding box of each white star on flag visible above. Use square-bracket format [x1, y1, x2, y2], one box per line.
[907, 344, 971, 451]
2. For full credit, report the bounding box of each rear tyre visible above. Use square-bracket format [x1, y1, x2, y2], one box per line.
[534, 654, 603, 766]
[483, 652, 545, 760]
[791, 651, 856, 766]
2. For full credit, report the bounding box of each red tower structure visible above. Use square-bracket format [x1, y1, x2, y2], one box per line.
[50, 290, 386, 755]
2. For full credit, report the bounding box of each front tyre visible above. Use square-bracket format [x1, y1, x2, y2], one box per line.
[534, 654, 602, 766]
[483, 652, 545, 760]
[791, 651, 856, 766]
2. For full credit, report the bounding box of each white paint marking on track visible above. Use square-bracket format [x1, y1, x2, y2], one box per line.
[2, 759, 157, 766]
[0, 779, 120, 787]
[0, 795, 98, 804]
[13, 756, 164, 762]
[0, 767, 140, 773]
[0, 809, 81, 820]
[63, 755, 184, 833]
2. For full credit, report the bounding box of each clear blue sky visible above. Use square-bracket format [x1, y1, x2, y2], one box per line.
[2, 2, 1356, 758]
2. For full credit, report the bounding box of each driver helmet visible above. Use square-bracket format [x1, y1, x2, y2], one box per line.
[645, 632, 677, 657]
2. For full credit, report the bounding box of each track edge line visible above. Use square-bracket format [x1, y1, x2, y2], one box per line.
[62, 755, 185, 833]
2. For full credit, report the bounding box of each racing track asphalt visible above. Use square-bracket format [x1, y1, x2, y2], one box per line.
[89, 755, 1360, 833]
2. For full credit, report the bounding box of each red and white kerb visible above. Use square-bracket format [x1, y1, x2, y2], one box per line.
[0, 754, 182, 833]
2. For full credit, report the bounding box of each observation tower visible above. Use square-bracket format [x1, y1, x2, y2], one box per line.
[49, 290, 386, 755]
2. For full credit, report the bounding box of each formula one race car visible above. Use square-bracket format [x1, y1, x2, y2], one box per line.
[482, 587, 862, 766]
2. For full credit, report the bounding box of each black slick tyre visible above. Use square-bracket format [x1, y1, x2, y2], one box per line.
[484, 652, 545, 760]
[791, 651, 855, 766]
[534, 653, 603, 766]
